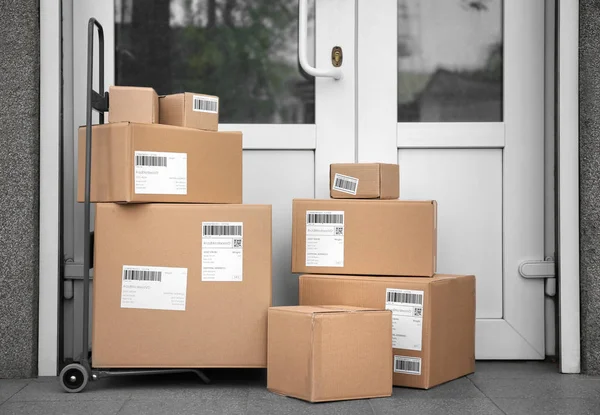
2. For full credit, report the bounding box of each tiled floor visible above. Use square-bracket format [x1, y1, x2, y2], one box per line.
[1, 362, 599, 415]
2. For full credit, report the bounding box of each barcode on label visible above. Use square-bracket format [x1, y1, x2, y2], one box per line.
[333, 174, 358, 195]
[203, 224, 242, 236]
[394, 356, 421, 375]
[193, 96, 218, 113]
[387, 291, 423, 305]
[123, 269, 162, 282]
[306, 212, 344, 225]
[136, 155, 167, 167]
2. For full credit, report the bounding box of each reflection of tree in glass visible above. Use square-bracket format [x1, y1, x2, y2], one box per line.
[116, 0, 315, 124]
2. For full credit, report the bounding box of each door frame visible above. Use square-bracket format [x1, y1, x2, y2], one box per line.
[38, 0, 582, 374]
[39, 0, 62, 377]
[356, 0, 548, 359]
[557, 0, 580, 374]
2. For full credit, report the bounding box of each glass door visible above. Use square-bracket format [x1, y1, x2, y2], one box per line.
[60, 0, 357, 362]
[357, 0, 546, 359]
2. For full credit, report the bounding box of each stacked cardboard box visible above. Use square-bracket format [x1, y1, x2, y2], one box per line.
[268, 162, 475, 402]
[81, 86, 272, 368]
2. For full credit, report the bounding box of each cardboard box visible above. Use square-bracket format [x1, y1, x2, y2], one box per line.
[267, 305, 392, 402]
[330, 163, 399, 199]
[108, 86, 159, 124]
[77, 122, 242, 203]
[160, 93, 219, 131]
[299, 274, 476, 389]
[292, 199, 437, 277]
[92, 203, 272, 368]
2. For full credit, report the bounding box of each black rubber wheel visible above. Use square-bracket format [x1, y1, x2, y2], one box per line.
[59, 363, 89, 393]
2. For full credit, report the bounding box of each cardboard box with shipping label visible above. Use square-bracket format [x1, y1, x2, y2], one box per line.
[108, 86, 159, 124]
[292, 199, 437, 277]
[160, 93, 219, 131]
[330, 163, 399, 199]
[299, 274, 476, 389]
[77, 122, 242, 203]
[267, 305, 392, 402]
[92, 203, 272, 368]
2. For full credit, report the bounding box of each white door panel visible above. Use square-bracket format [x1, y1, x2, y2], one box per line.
[243, 150, 314, 306]
[398, 149, 503, 319]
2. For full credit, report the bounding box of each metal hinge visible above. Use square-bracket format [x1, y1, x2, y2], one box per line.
[519, 257, 556, 296]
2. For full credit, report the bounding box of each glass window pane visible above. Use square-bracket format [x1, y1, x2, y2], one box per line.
[115, 0, 315, 124]
[398, 0, 503, 122]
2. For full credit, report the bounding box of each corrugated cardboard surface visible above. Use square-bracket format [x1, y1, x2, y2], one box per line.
[159, 92, 219, 131]
[298, 274, 476, 389]
[92, 203, 272, 368]
[267, 306, 392, 402]
[292, 199, 437, 277]
[330, 163, 399, 199]
[77, 122, 242, 203]
[108, 86, 159, 124]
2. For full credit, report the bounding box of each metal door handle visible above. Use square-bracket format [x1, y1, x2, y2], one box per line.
[299, 0, 343, 80]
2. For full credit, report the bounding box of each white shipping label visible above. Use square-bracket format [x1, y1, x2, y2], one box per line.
[193, 95, 219, 113]
[305, 211, 344, 267]
[202, 222, 243, 281]
[332, 173, 359, 195]
[385, 289, 424, 351]
[394, 355, 422, 375]
[134, 151, 187, 195]
[121, 265, 188, 311]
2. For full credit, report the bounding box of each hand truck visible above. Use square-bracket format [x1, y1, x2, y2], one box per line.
[59, 18, 209, 393]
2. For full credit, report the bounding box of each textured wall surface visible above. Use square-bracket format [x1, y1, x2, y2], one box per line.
[580, 1, 600, 375]
[0, 0, 40, 378]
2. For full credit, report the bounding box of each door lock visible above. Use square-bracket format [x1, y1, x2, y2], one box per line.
[331, 46, 343, 68]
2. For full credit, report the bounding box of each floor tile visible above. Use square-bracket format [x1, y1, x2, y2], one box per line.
[118, 397, 247, 415]
[0, 380, 31, 405]
[247, 388, 374, 415]
[0, 400, 125, 415]
[391, 377, 485, 399]
[493, 397, 600, 415]
[7, 378, 131, 402]
[473, 377, 600, 399]
[102, 372, 249, 401]
[469, 361, 560, 381]
[369, 397, 505, 415]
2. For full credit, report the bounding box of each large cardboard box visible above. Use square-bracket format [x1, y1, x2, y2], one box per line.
[108, 86, 159, 124]
[299, 274, 476, 389]
[160, 93, 219, 131]
[77, 122, 242, 203]
[92, 203, 272, 367]
[330, 163, 399, 199]
[292, 199, 437, 277]
[267, 305, 392, 402]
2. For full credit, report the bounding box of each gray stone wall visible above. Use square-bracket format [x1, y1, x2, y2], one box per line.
[0, 0, 40, 378]
[580, 1, 600, 375]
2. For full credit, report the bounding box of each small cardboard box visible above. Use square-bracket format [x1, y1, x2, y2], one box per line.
[330, 163, 399, 199]
[160, 93, 219, 131]
[108, 86, 159, 124]
[77, 122, 242, 203]
[299, 274, 476, 389]
[267, 305, 392, 402]
[92, 203, 272, 368]
[292, 199, 437, 277]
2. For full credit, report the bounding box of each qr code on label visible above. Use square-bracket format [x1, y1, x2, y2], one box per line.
[414, 307, 423, 317]
[233, 239, 242, 248]
[335, 227, 344, 236]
